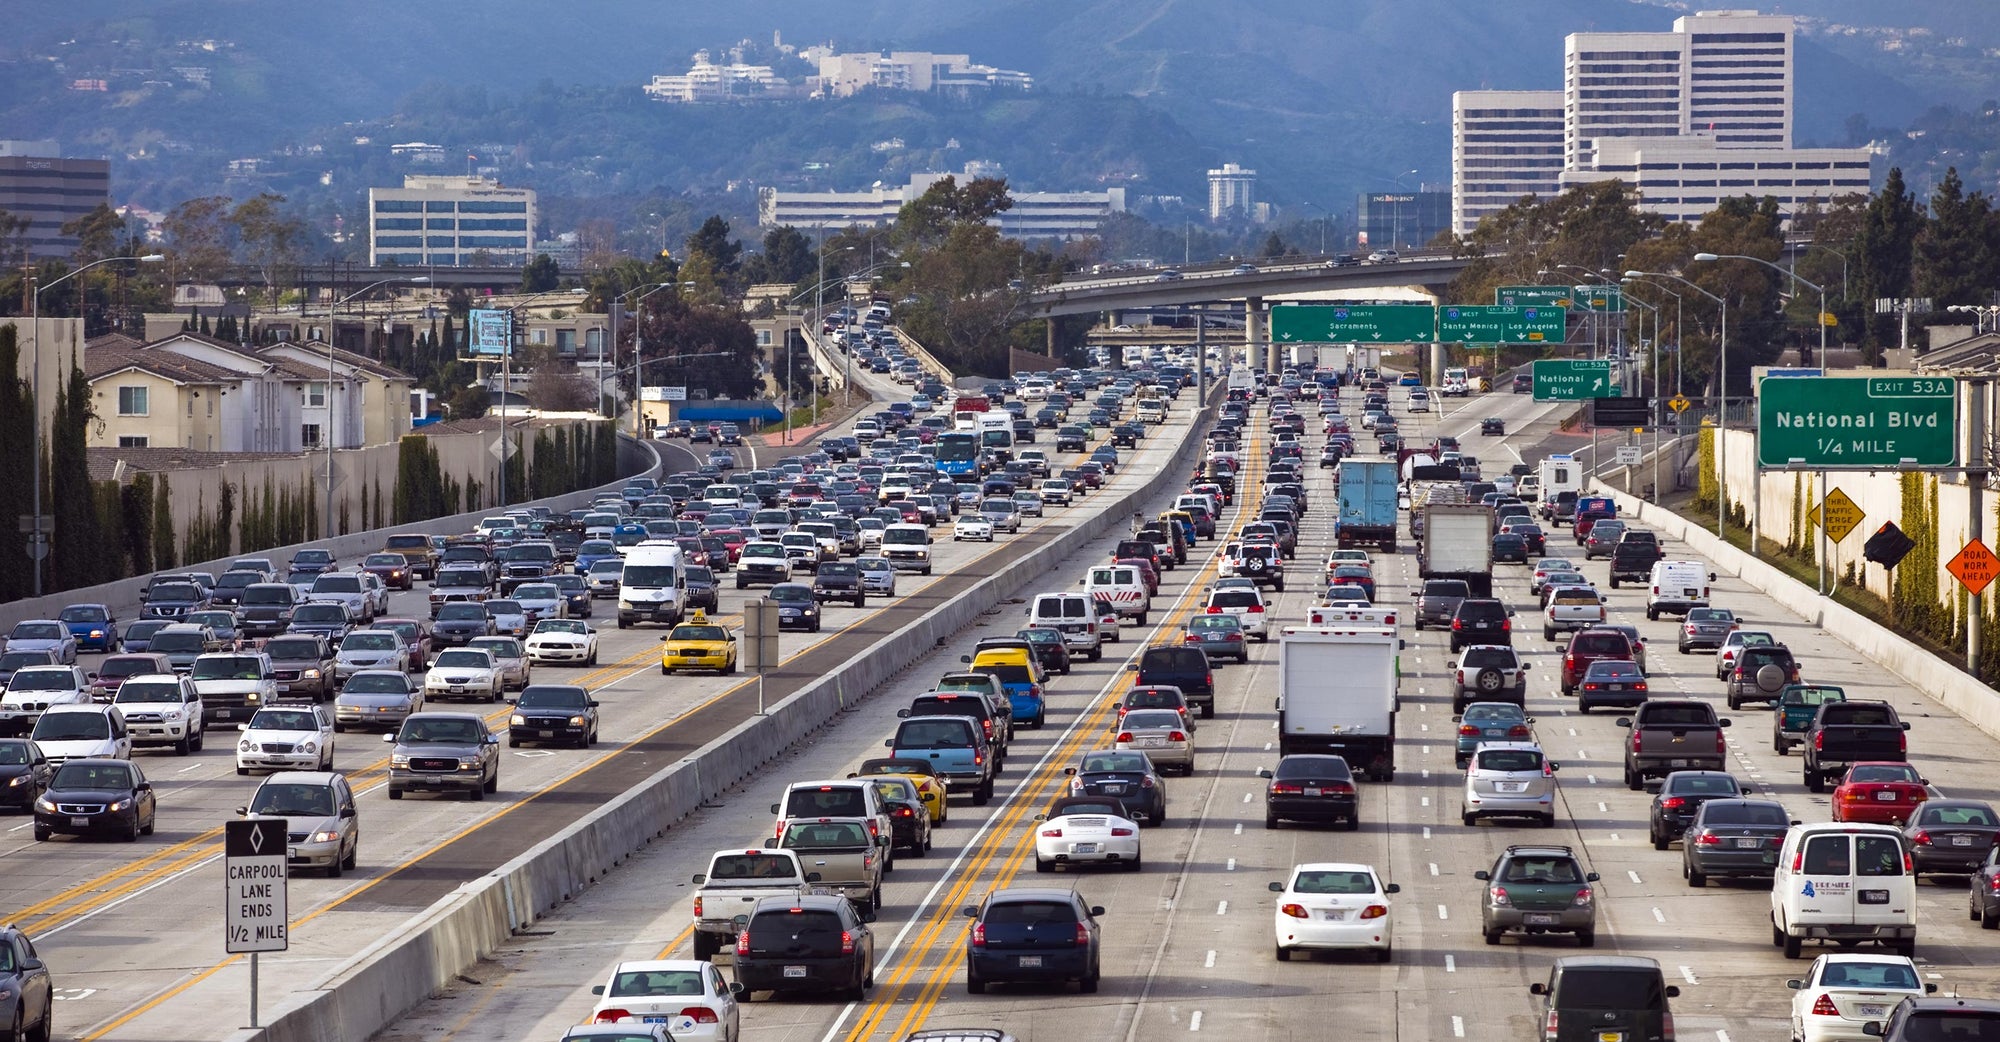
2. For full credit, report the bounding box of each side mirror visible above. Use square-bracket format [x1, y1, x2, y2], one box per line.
[383, 732, 396, 742]
[236, 723, 249, 732]
[1585, 872, 1601, 882]
[1255, 767, 1273, 779]
[591, 985, 605, 996]
[339, 805, 356, 818]
[1614, 718, 1634, 728]
[1529, 982, 1548, 996]
[1786, 979, 1804, 990]
[769, 802, 781, 814]
[1719, 719, 1732, 728]
[883, 739, 894, 747]
[1926, 984, 1940, 994]
[1124, 662, 1138, 673]
[1266, 881, 1284, 893]
[805, 872, 822, 883]
[959, 654, 971, 663]
[1089, 905, 1105, 916]
[962, 905, 979, 918]
[1708, 572, 1718, 581]
[1665, 985, 1681, 999]
[588, 700, 600, 708]
[1384, 883, 1400, 894]
[1902, 722, 1912, 731]
[235, 806, 249, 816]
[1473, 870, 1491, 882]
[691, 873, 707, 885]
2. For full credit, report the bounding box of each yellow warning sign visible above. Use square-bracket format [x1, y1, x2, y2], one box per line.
[1668, 394, 1691, 414]
[1806, 488, 1864, 543]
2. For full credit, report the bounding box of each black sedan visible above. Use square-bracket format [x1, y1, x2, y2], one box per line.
[1683, 798, 1795, 887]
[0, 925, 53, 1042]
[0, 737, 52, 811]
[506, 684, 600, 749]
[1016, 627, 1073, 676]
[1905, 799, 2000, 878]
[770, 583, 823, 632]
[1649, 770, 1751, 849]
[32, 758, 157, 842]
[1258, 754, 1359, 831]
[1480, 417, 1506, 436]
[1065, 750, 1167, 824]
[1492, 532, 1529, 564]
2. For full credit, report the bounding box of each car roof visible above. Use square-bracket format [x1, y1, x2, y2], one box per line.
[256, 770, 342, 785]
[1552, 955, 1664, 971]
[986, 887, 1084, 903]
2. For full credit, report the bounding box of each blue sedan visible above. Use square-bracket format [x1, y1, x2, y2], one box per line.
[59, 603, 119, 653]
[1454, 702, 1533, 767]
[8, 619, 78, 664]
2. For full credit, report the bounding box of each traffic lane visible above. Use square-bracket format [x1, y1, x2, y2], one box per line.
[75, 412, 1208, 1041]
[362, 428, 1242, 1042]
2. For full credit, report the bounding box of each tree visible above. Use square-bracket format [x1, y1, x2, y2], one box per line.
[228, 193, 305, 298]
[684, 215, 742, 276]
[0, 209, 31, 270]
[61, 203, 125, 263]
[447, 381, 491, 420]
[0, 326, 32, 599]
[49, 354, 101, 589]
[1857, 167, 1924, 351]
[1913, 167, 1995, 308]
[893, 177, 1013, 253]
[162, 196, 236, 283]
[521, 253, 561, 293]
[521, 345, 599, 411]
[1259, 232, 1289, 259]
[750, 225, 815, 284]
[620, 292, 759, 401]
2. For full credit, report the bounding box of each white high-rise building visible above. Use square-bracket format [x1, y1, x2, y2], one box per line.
[1207, 163, 1256, 221]
[369, 175, 536, 267]
[1677, 10, 1794, 148]
[1564, 30, 1687, 169]
[1452, 90, 1566, 234]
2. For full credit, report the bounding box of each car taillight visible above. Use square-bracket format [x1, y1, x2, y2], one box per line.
[1544, 1009, 1559, 1042]
[1270, 782, 1304, 795]
[1207, 606, 1221, 614]
[1117, 732, 1135, 743]
[1075, 922, 1091, 946]
[866, 819, 880, 838]
[971, 923, 986, 948]
[594, 1009, 632, 1024]
[1660, 797, 1686, 810]
[1489, 886, 1510, 906]
[1510, 725, 1532, 738]
[840, 930, 855, 955]
[1501, 618, 1511, 631]
[1900, 731, 1908, 754]
[1989, 874, 2000, 894]
[1249, 604, 1265, 613]
[1280, 903, 1310, 919]
[1814, 732, 1825, 751]
[735, 930, 750, 956]
[1694, 831, 1722, 846]
[1662, 1011, 1675, 1042]
[1905, 849, 1916, 873]
[1452, 619, 1463, 630]
[896, 806, 914, 818]
[1714, 731, 1725, 754]
[693, 896, 704, 917]
[1810, 994, 1840, 1017]
[1140, 775, 1156, 788]
[1360, 905, 1389, 920]
[1912, 830, 1932, 846]
[1572, 886, 1593, 907]
[1169, 731, 1187, 742]
[1459, 724, 1480, 737]
[1111, 827, 1135, 837]
[680, 1007, 720, 1025]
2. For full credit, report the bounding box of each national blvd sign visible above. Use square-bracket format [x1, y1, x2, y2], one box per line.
[1532, 359, 1617, 401]
[1756, 375, 1958, 468]
[1270, 304, 1436, 344]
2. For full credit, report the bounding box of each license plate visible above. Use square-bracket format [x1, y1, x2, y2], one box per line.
[1103, 785, 1125, 794]
[1497, 782, 1527, 793]
[1608, 683, 1624, 691]
[784, 966, 807, 978]
[1736, 838, 1764, 849]
[1953, 835, 1975, 846]
[1305, 787, 1323, 797]
[1669, 759, 1689, 768]
[1523, 914, 1558, 925]
[1073, 843, 1098, 854]
[1683, 588, 1698, 597]
[71, 816, 89, 826]
[1019, 956, 1042, 968]
[642, 1016, 669, 1024]
[1484, 729, 1505, 737]
[1859, 890, 1890, 905]
[1141, 737, 1165, 747]
[287, 846, 298, 858]
[450, 686, 466, 693]
[1876, 791, 1898, 801]
[1858, 1005, 1888, 1018]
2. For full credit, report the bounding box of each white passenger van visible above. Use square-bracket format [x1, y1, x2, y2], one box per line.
[616, 543, 686, 629]
[1771, 822, 1916, 959]
[1027, 592, 1102, 662]
[1644, 560, 1717, 620]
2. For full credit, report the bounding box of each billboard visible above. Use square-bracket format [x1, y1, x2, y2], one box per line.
[467, 309, 513, 357]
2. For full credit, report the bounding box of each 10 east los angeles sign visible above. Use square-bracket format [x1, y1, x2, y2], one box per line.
[1757, 376, 1959, 469]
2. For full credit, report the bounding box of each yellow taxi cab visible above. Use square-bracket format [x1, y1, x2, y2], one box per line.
[850, 758, 948, 823]
[658, 611, 738, 675]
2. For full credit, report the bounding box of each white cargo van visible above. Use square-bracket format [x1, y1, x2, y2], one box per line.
[617, 543, 686, 629]
[1027, 592, 1102, 661]
[1085, 565, 1150, 625]
[1645, 560, 1717, 620]
[1771, 822, 1916, 959]
[1137, 398, 1167, 424]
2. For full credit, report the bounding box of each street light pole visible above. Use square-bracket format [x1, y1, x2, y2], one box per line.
[496, 287, 584, 510]
[321, 276, 426, 537]
[612, 282, 674, 428]
[28, 253, 165, 595]
[1629, 270, 1726, 537]
[1693, 252, 1825, 367]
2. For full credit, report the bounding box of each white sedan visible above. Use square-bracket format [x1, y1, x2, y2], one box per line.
[1033, 795, 1142, 873]
[1407, 390, 1431, 413]
[587, 959, 741, 1042]
[953, 515, 994, 542]
[1270, 862, 1396, 962]
[422, 648, 502, 703]
[1787, 953, 1933, 1042]
[526, 620, 600, 666]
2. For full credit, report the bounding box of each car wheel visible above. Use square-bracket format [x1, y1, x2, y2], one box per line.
[509, 737, 520, 748]
[1984, 905, 1999, 930]
[237, 766, 249, 777]
[1035, 853, 1053, 874]
[1652, 829, 1668, 851]
[1782, 932, 1802, 959]
[1274, 944, 1290, 962]
[176, 733, 192, 756]
[1687, 865, 1707, 888]
[388, 788, 403, 800]
[1461, 812, 1476, 827]
[1483, 929, 1500, 946]
[966, 971, 986, 995]
[1079, 972, 1099, 995]
[1577, 930, 1596, 948]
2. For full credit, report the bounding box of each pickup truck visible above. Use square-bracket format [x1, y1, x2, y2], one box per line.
[1617, 700, 1732, 789]
[774, 817, 884, 919]
[1542, 586, 1607, 640]
[1802, 700, 1909, 793]
[688, 847, 824, 960]
[1772, 684, 1846, 755]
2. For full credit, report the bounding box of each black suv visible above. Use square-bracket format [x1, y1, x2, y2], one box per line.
[1529, 956, 1679, 1041]
[1449, 599, 1514, 652]
[1133, 646, 1214, 717]
[812, 561, 868, 607]
[1608, 531, 1663, 587]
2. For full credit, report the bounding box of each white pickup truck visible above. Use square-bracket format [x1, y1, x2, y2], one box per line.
[1542, 585, 1608, 641]
[688, 848, 823, 960]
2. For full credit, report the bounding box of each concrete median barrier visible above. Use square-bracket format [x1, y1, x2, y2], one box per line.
[224, 386, 1216, 1042]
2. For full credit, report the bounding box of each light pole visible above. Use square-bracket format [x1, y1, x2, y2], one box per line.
[813, 230, 855, 411]
[1623, 277, 1685, 395]
[28, 253, 165, 595]
[1694, 252, 1825, 367]
[612, 282, 675, 426]
[1299, 201, 1330, 255]
[319, 276, 426, 537]
[1805, 243, 1851, 302]
[1949, 305, 2000, 335]
[1628, 270, 1727, 537]
[497, 287, 585, 509]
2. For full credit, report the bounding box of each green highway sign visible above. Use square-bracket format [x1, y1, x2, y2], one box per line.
[1439, 305, 1567, 344]
[1269, 303, 1435, 343]
[1495, 285, 1574, 308]
[1757, 375, 1958, 468]
[1570, 286, 1625, 313]
[1532, 358, 1618, 401]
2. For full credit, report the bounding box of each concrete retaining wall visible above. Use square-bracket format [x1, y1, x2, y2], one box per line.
[4, 437, 663, 628]
[226, 388, 1218, 1042]
[1601, 487, 2000, 746]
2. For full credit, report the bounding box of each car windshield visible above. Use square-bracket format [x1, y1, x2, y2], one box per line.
[771, 587, 812, 604]
[0, 652, 50, 670]
[1292, 870, 1377, 895]
[433, 651, 490, 670]
[517, 687, 587, 709]
[343, 674, 410, 694]
[399, 719, 482, 743]
[58, 607, 108, 623]
[8, 670, 73, 691]
[469, 639, 521, 658]
[249, 709, 318, 732]
[191, 656, 265, 681]
[341, 633, 398, 652]
[151, 584, 202, 601]
[11, 622, 63, 640]
[115, 682, 182, 704]
[514, 585, 558, 600]
[1124, 710, 1184, 730]
[535, 620, 588, 636]
[51, 761, 135, 790]
[251, 782, 335, 818]
[33, 713, 109, 741]
[671, 626, 728, 642]
[264, 639, 321, 660]
[96, 657, 158, 679]
[485, 601, 523, 616]
[313, 575, 361, 594]
[1081, 752, 1149, 773]
[1849, 764, 1922, 784]
[0, 743, 28, 765]
[437, 604, 486, 621]
[365, 555, 404, 568]
[293, 605, 345, 622]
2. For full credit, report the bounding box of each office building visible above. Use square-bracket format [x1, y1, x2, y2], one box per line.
[1676, 10, 1794, 148]
[1356, 190, 1451, 250]
[1559, 137, 1873, 224]
[0, 141, 111, 261]
[812, 51, 1031, 98]
[644, 51, 786, 102]
[1452, 90, 1566, 233]
[369, 175, 536, 267]
[759, 167, 1125, 240]
[1207, 163, 1256, 221]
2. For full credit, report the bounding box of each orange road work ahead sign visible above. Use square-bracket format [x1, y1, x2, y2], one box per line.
[1947, 539, 2000, 597]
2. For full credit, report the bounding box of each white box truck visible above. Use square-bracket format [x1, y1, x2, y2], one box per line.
[1418, 503, 1495, 598]
[1537, 453, 1582, 515]
[1275, 624, 1401, 781]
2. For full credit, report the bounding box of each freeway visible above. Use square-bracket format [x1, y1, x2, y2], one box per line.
[369, 374, 2000, 1042]
[5, 391, 1207, 1042]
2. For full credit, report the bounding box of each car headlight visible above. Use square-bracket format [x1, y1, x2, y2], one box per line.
[298, 741, 317, 754]
[34, 796, 54, 812]
[6, 775, 29, 788]
[390, 754, 410, 767]
[309, 828, 341, 844]
[568, 715, 588, 727]
[107, 798, 131, 812]
[509, 714, 527, 726]
[458, 756, 482, 770]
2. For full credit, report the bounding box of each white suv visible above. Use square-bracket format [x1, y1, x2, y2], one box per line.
[236, 702, 335, 774]
[1204, 586, 1269, 642]
[1451, 646, 1530, 712]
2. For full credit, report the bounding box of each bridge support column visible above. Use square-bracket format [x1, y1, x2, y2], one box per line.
[1429, 341, 1446, 387]
[1246, 296, 1266, 371]
[1047, 315, 1058, 358]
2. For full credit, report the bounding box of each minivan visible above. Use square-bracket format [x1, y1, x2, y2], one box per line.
[1529, 955, 1680, 1041]
[1028, 592, 1102, 661]
[1771, 822, 1916, 959]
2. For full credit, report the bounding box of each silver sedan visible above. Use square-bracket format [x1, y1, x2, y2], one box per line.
[1115, 709, 1195, 774]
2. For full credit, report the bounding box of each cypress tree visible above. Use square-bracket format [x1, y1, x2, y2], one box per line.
[152, 474, 177, 570]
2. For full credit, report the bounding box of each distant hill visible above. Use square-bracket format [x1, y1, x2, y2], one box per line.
[4, 1, 1993, 221]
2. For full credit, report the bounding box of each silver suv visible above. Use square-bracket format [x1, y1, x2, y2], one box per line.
[1460, 741, 1559, 827]
[1414, 579, 1469, 630]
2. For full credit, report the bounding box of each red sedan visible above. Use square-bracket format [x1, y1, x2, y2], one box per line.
[1832, 762, 1932, 825]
